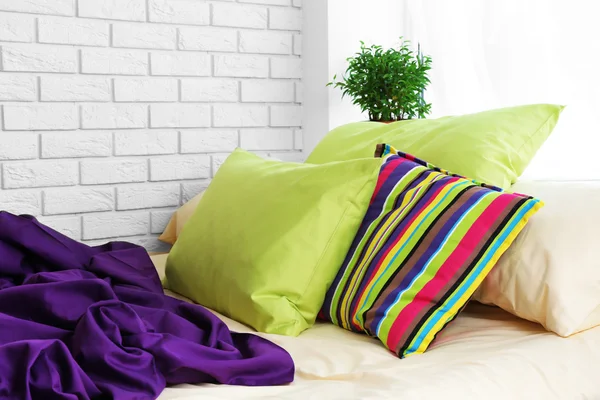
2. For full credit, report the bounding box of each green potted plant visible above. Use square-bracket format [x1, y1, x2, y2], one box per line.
[328, 38, 433, 122]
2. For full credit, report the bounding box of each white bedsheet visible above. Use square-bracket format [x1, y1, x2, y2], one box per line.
[152, 254, 600, 400]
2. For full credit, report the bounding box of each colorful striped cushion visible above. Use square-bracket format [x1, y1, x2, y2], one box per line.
[320, 144, 543, 358]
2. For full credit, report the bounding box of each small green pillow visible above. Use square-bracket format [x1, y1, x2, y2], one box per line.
[164, 148, 381, 336]
[306, 104, 564, 189]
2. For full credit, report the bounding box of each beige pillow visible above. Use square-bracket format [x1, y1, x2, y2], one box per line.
[158, 192, 205, 245]
[473, 180, 600, 337]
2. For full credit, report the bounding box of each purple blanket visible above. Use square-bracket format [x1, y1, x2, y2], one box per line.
[0, 212, 294, 399]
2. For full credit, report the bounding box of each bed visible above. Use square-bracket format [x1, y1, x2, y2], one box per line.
[151, 254, 600, 400]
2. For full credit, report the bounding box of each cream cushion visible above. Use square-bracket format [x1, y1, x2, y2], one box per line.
[473, 180, 600, 337]
[158, 192, 205, 245]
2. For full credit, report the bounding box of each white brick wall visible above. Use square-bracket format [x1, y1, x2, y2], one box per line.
[0, 0, 303, 251]
[148, 0, 210, 25]
[212, 3, 267, 29]
[114, 130, 178, 155]
[43, 187, 114, 215]
[0, 0, 75, 16]
[41, 131, 112, 158]
[81, 104, 148, 129]
[113, 23, 177, 50]
[3, 160, 79, 188]
[38, 17, 110, 46]
[241, 80, 294, 102]
[178, 27, 237, 52]
[150, 52, 211, 76]
[114, 78, 178, 102]
[0, 134, 38, 159]
[82, 48, 148, 75]
[181, 79, 239, 102]
[2, 44, 77, 73]
[80, 159, 148, 185]
[117, 183, 180, 210]
[41, 76, 111, 102]
[0, 13, 36, 43]
[0, 75, 37, 101]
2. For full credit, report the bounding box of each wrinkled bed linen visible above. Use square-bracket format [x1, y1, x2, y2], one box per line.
[0, 213, 294, 400]
[152, 253, 600, 400]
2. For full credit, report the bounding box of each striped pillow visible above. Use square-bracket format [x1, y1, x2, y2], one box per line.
[320, 144, 543, 358]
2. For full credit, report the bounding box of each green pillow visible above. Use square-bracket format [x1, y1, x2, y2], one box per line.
[306, 104, 564, 189]
[164, 148, 381, 336]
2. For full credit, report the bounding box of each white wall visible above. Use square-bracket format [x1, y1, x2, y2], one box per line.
[0, 0, 303, 250]
[402, 0, 600, 181]
[301, 0, 328, 154]
[303, 0, 405, 153]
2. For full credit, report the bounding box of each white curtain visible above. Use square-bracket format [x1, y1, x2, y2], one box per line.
[402, 0, 600, 180]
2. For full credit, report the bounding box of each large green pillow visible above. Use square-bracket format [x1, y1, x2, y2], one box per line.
[306, 104, 564, 189]
[164, 148, 381, 336]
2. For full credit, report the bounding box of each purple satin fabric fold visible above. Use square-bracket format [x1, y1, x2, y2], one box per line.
[0, 212, 294, 399]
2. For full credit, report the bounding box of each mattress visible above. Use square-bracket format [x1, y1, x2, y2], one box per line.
[152, 254, 600, 400]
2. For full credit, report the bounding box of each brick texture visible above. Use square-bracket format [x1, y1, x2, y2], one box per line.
[0, 0, 303, 246]
[43, 187, 114, 215]
[0, 13, 35, 43]
[38, 17, 109, 46]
